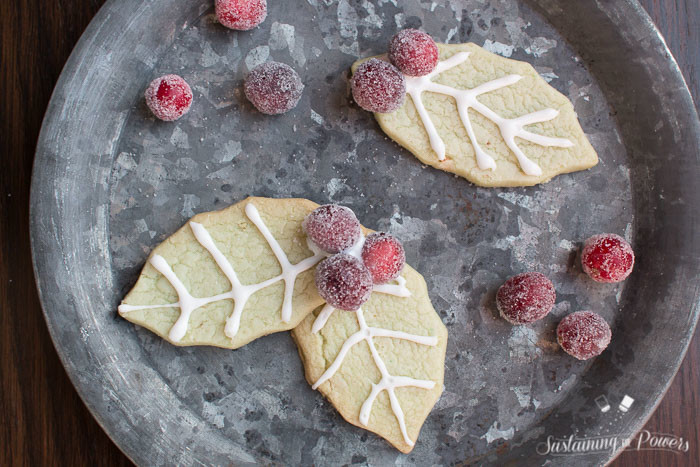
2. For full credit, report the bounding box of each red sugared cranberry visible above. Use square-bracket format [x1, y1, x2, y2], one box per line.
[351, 59, 406, 113]
[216, 0, 267, 31]
[557, 311, 612, 360]
[496, 272, 556, 325]
[303, 205, 361, 254]
[315, 254, 373, 311]
[244, 62, 304, 115]
[581, 233, 634, 283]
[144, 74, 193, 121]
[388, 29, 439, 76]
[361, 232, 406, 284]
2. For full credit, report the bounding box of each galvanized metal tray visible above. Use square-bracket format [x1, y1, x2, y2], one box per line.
[30, 0, 700, 465]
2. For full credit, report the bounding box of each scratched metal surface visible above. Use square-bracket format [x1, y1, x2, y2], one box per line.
[30, 0, 699, 465]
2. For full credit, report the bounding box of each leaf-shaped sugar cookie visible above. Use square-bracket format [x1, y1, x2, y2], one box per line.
[292, 266, 448, 453]
[352, 43, 599, 187]
[119, 197, 327, 349]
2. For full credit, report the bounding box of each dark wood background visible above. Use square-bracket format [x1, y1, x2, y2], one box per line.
[1, 0, 697, 465]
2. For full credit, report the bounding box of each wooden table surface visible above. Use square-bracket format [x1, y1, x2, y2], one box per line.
[1, 0, 697, 465]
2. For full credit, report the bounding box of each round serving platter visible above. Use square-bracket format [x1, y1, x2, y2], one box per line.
[30, 0, 699, 465]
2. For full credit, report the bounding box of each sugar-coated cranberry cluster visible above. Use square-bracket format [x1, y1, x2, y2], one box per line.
[303, 205, 406, 311]
[496, 233, 634, 360]
[351, 29, 439, 113]
[145, 0, 305, 121]
[146, 26, 443, 121]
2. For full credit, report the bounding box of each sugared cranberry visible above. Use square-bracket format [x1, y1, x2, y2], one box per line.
[557, 311, 612, 360]
[244, 62, 304, 115]
[581, 233, 634, 283]
[144, 74, 193, 121]
[351, 59, 406, 113]
[361, 232, 405, 284]
[315, 254, 373, 311]
[496, 272, 556, 325]
[303, 205, 361, 254]
[216, 0, 267, 31]
[388, 29, 439, 76]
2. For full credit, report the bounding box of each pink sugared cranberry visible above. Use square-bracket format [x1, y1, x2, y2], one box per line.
[351, 59, 406, 113]
[315, 254, 373, 311]
[557, 311, 612, 360]
[496, 272, 556, 325]
[581, 233, 634, 283]
[244, 62, 304, 115]
[144, 74, 193, 121]
[388, 29, 439, 76]
[303, 205, 361, 254]
[216, 0, 267, 31]
[361, 232, 405, 284]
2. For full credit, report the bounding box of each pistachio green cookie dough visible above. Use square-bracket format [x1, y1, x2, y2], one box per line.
[292, 266, 448, 453]
[352, 43, 599, 187]
[119, 197, 326, 349]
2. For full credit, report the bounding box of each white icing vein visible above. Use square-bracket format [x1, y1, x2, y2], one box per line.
[311, 307, 438, 446]
[311, 304, 336, 334]
[118, 202, 324, 342]
[373, 275, 411, 297]
[311, 275, 410, 334]
[403, 51, 574, 176]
